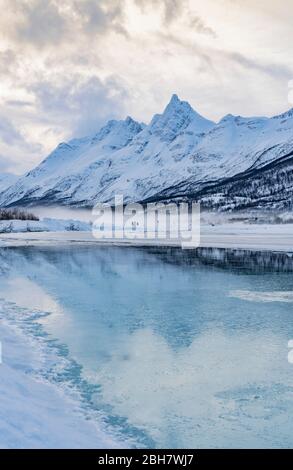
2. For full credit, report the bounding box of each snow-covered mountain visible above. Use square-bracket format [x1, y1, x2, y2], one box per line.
[0, 94, 293, 211]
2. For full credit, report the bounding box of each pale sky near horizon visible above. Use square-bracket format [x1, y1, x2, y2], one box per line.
[1, 0, 293, 174]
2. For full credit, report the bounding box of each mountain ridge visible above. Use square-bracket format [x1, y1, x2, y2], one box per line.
[0, 94, 292, 211]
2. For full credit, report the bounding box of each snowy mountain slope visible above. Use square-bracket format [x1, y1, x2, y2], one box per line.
[198, 151, 293, 211]
[147, 150, 293, 212]
[0, 117, 145, 206]
[0, 94, 293, 210]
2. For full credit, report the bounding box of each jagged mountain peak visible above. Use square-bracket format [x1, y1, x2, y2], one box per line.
[160, 93, 206, 121]
[149, 94, 215, 141]
[169, 93, 180, 104]
[94, 115, 143, 139]
[164, 93, 192, 112]
[125, 115, 138, 125]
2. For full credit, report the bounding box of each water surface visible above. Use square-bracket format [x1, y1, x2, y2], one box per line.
[0, 246, 293, 448]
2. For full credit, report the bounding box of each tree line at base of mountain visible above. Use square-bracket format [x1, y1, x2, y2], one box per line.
[0, 208, 39, 221]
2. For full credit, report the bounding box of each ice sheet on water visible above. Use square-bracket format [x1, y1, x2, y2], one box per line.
[229, 290, 293, 303]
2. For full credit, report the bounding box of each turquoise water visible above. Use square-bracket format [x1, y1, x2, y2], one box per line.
[0, 246, 293, 448]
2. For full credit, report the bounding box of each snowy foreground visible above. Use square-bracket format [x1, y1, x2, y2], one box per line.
[0, 222, 292, 253]
[0, 221, 292, 448]
[0, 302, 123, 449]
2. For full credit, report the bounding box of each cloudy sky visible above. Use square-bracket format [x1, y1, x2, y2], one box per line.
[0, 0, 293, 174]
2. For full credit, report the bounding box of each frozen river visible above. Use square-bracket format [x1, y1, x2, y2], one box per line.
[0, 245, 293, 448]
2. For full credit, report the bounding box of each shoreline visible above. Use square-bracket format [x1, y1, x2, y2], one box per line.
[0, 298, 126, 449]
[0, 226, 292, 448]
[0, 223, 292, 253]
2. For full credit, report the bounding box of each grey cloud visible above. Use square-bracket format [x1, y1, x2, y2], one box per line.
[0, 112, 42, 174]
[73, 0, 127, 36]
[0, 115, 26, 146]
[6, 100, 34, 108]
[15, 0, 66, 47]
[0, 152, 15, 173]
[0, 155, 22, 174]
[0, 156, 13, 173]
[30, 75, 129, 138]
[225, 51, 292, 79]
[189, 16, 217, 38]
[162, 0, 185, 24]
[0, 49, 15, 70]
[135, 0, 216, 37]
[157, 32, 291, 80]
[10, 0, 127, 48]
[157, 32, 215, 71]
[135, 0, 185, 24]
[0, 49, 16, 74]
[0, 75, 129, 174]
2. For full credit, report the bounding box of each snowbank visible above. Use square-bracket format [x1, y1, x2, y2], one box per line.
[0, 217, 91, 233]
[0, 222, 292, 253]
[0, 301, 122, 449]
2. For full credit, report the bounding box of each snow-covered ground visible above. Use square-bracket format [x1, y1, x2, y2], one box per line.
[0, 222, 292, 253]
[201, 222, 293, 252]
[0, 220, 292, 448]
[0, 300, 123, 449]
[0, 217, 91, 234]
